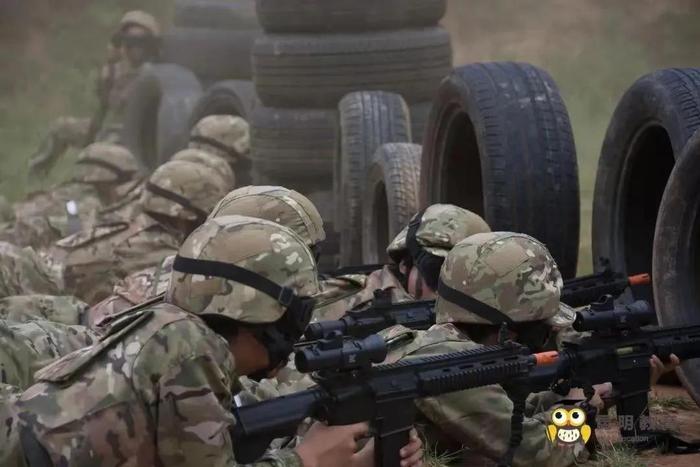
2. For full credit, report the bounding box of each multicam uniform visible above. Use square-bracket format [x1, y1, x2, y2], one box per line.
[0, 242, 61, 297]
[88, 185, 325, 327]
[313, 204, 493, 321]
[0, 319, 96, 389]
[14, 143, 144, 249]
[380, 232, 588, 466]
[0, 295, 89, 326]
[53, 160, 229, 305]
[8, 215, 318, 466]
[27, 11, 161, 176]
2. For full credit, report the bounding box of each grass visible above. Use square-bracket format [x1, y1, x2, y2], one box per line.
[592, 442, 646, 467]
[423, 442, 464, 467]
[3, 1, 700, 274]
[650, 395, 696, 411]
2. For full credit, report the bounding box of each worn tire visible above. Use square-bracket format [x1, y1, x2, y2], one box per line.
[123, 64, 203, 170]
[174, 0, 259, 29]
[250, 105, 337, 181]
[653, 129, 700, 405]
[253, 27, 452, 108]
[255, 0, 446, 33]
[593, 68, 700, 304]
[420, 62, 580, 278]
[337, 91, 412, 266]
[161, 27, 259, 81]
[410, 102, 432, 145]
[362, 143, 421, 264]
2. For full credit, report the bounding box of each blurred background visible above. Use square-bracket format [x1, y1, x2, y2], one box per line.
[1, 0, 699, 273]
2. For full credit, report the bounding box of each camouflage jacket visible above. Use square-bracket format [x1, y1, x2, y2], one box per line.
[51, 214, 181, 305]
[12, 302, 301, 466]
[0, 319, 96, 390]
[0, 295, 89, 326]
[88, 255, 174, 328]
[12, 183, 103, 249]
[0, 242, 61, 298]
[312, 265, 413, 321]
[380, 323, 587, 467]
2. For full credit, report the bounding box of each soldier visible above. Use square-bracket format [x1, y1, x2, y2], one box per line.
[171, 148, 236, 190]
[314, 204, 492, 321]
[380, 232, 678, 466]
[190, 115, 252, 185]
[88, 185, 325, 327]
[54, 160, 228, 305]
[0, 242, 61, 298]
[8, 215, 423, 466]
[0, 319, 97, 390]
[28, 11, 161, 176]
[15, 143, 144, 248]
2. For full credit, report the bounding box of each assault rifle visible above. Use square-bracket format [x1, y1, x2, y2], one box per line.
[306, 269, 652, 340]
[234, 297, 700, 465]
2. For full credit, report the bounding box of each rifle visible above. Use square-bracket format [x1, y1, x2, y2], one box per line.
[560, 265, 650, 308]
[232, 335, 554, 467]
[234, 297, 700, 465]
[306, 269, 652, 340]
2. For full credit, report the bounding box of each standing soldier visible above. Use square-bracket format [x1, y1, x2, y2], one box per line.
[28, 11, 161, 175]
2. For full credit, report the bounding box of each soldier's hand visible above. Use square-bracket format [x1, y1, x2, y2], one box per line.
[350, 428, 424, 467]
[295, 421, 369, 467]
[650, 353, 680, 386]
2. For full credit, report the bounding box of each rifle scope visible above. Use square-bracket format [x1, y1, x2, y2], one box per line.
[295, 334, 387, 373]
[573, 297, 655, 333]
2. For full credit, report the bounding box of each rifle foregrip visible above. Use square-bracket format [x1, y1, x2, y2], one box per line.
[231, 388, 325, 463]
[419, 357, 534, 396]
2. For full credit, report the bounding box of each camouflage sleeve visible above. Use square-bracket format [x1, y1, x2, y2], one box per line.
[147, 352, 301, 466]
[416, 385, 584, 467]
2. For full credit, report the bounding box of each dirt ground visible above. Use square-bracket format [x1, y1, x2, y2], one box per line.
[592, 385, 700, 466]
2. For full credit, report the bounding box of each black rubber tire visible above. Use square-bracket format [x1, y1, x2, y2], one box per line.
[189, 80, 256, 124]
[593, 68, 700, 304]
[653, 130, 700, 405]
[161, 27, 259, 81]
[362, 143, 422, 264]
[255, 0, 446, 33]
[174, 0, 259, 29]
[122, 64, 203, 170]
[252, 27, 452, 108]
[410, 102, 432, 145]
[420, 62, 580, 278]
[337, 91, 412, 266]
[250, 105, 337, 181]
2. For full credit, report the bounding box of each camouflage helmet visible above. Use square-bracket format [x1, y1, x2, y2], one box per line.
[208, 186, 325, 248]
[387, 204, 491, 264]
[190, 115, 250, 164]
[167, 215, 319, 324]
[75, 143, 140, 185]
[435, 232, 562, 325]
[171, 148, 236, 189]
[119, 10, 161, 37]
[140, 160, 228, 224]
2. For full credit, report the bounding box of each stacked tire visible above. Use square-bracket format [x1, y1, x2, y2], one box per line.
[251, 0, 452, 267]
[161, 0, 261, 85]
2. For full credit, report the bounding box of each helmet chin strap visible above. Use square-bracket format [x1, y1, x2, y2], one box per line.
[172, 255, 316, 379]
